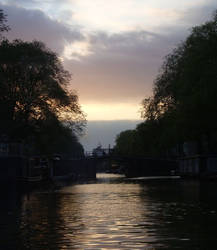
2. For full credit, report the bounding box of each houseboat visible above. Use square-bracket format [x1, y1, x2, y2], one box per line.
[0, 139, 45, 185]
[178, 154, 217, 179]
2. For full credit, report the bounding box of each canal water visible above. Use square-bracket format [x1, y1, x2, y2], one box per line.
[1, 173, 217, 249]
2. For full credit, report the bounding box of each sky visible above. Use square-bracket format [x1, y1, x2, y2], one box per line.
[80, 120, 140, 151]
[1, 0, 217, 121]
[1, 0, 217, 150]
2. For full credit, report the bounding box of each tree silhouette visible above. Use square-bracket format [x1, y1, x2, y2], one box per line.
[0, 39, 85, 155]
[0, 9, 10, 39]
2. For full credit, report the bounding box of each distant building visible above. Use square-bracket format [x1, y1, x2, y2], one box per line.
[92, 145, 106, 157]
[92, 144, 112, 157]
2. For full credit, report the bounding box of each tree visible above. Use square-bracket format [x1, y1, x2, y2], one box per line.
[0, 9, 10, 39]
[114, 130, 137, 156]
[141, 10, 217, 154]
[35, 118, 84, 157]
[0, 39, 85, 155]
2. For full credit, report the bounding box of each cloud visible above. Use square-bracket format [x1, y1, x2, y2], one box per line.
[67, 0, 211, 33]
[1, 0, 69, 10]
[64, 28, 186, 104]
[63, 1, 217, 105]
[1, 3, 84, 54]
[179, 2, 217, 26]
[5, 0, 214, 34]
[1, 0, 217, 120]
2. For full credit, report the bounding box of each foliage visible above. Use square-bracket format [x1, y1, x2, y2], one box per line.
[35, 118, 84, 157]
[114, 130, 137, 156]
[116, 11, 217, 157]
[0, 39, 85, 156]
[0, 9, 10, 39]
[140, 11, 217, 154]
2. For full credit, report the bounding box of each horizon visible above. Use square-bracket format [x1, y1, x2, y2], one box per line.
[80, 119, 141, 151]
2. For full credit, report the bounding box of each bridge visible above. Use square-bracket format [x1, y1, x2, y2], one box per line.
[84, 148, 177, 177]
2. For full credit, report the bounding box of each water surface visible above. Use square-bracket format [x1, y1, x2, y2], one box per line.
[1, 173, 217, 249]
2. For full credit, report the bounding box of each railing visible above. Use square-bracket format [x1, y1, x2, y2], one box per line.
[85, 148, 113, 158]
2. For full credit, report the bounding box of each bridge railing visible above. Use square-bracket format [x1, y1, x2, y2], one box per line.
[85, 148, 113, 158]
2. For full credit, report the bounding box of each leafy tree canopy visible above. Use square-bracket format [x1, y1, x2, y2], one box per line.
[114, 130, 137, 156]
[115, 10, 217, 157]
[140, 10, 217, 152]
[0, 9, 10, 39]
[0, 39, 85, 155]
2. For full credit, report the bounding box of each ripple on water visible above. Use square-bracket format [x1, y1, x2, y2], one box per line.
[2, 174, 217, 249]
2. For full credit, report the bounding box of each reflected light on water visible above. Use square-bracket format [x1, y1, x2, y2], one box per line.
[58, 174, 154, 249]
[3, 173, 217, 249]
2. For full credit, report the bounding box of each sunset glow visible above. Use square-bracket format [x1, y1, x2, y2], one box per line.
[82, 103, 141, 121]
[2, 0, 217, 120]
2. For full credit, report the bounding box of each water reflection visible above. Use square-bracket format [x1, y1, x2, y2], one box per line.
[0, 184, 22, 250]
[2, 174, 217, 249]
[60, 175, 153, 249]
